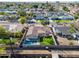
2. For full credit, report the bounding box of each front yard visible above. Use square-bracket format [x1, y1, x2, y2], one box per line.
[40, 36, 54, 45]
[56, 36, 79, 45]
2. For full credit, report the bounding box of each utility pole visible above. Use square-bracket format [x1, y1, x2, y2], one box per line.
[9, 37, 14, 58]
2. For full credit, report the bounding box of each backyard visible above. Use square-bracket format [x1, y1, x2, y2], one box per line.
[36, 20, 72, 24]
[54, 20, 72, 23]
[40, 36, 54, 45]
[0, 38, 17, 45]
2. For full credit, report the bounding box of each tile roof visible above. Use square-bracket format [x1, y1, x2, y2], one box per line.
[26, 25, 52, 38]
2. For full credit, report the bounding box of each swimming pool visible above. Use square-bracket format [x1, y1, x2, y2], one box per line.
[22, 37, 40, 47]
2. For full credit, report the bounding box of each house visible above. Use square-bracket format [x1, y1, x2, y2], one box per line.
[58, 15, 74, 20]
[53, 24, 79, 40]
[53, 25, 72, 38]
[22, 25, 52, 47]
[35, 15, 45, 20]
[48, 15, 58, 20]
[48, 11, 74, 20]
[0, 21, 25, 33]
[5, 11, 17, 14]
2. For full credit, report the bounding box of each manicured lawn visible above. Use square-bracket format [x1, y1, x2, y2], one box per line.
[54, 20, 72, 23]
[0, 38, 17, 44]
[40, 36, 54, 45]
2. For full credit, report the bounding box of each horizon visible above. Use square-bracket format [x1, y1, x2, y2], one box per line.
[0, 0, 79, 2]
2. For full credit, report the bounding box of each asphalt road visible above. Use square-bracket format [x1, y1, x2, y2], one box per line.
[6, 45, 79, 50]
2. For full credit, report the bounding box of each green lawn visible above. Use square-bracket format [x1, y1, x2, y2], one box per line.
[36, 20, 72, 24]
[0, 38, 17, 44]
[36, 20, 45, 23]
[54, 20, 72, 23]
[40, 36, 54, 45]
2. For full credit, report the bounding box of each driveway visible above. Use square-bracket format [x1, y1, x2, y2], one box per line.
[56, 36, 78, 45]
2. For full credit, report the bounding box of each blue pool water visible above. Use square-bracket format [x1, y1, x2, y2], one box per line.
[22, 37, 40, 47]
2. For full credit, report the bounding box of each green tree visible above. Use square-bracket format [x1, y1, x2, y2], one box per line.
[18, 10, 26, 17]
[69, 24, 75, 34]
[0, 12, 6, 15]
[76, 12, 79, 16]
[6, 4, 10, 8]
[74, 15, 78, 20]
[63, 6, 70, 12]
[14, 31, 22, 38]
[0, 26, 10, 38]
[18, 17, 26, 24]
[74, 12, 79, 20]
[32, 4, 38, 8]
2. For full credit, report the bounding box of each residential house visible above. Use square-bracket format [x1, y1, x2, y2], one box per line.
[22, 25, 52, 47]
[53, 25, 72, 38]
[0, 21, 25, 33]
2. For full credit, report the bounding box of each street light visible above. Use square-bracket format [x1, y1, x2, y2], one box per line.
[45, 46, 49, 49]
[45, 46, 51, 52]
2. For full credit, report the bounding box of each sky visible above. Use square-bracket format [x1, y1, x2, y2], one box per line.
[0, 0, 79, 2]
